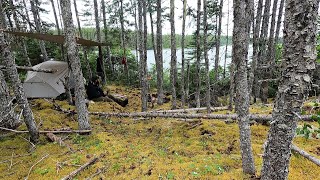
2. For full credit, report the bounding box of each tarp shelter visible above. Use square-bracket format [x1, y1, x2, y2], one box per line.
[4, 31, 109, 46]
[23, 61, 70, 98]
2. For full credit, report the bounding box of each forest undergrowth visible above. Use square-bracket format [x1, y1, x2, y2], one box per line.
[0, 85, 319, 180]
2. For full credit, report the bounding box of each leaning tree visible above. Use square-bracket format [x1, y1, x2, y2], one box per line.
[261, 0, 319, 179]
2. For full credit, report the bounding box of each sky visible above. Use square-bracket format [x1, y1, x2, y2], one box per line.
[37, 0, 234, 36]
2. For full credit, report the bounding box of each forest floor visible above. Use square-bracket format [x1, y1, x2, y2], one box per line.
[0, 85, 319, 180]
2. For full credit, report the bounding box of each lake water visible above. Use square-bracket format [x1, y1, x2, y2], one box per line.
[132, 45, 253, 70]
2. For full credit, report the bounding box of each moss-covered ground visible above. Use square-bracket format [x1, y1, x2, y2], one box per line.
[0, 85, 319, 180]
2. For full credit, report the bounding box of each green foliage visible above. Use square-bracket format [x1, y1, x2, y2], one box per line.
[297, 105, 320, 139]
[296, 123, 312, 139]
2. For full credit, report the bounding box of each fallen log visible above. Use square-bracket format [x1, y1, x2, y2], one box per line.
[292, 144, 320, 167]
[46, 133, 75, 152]
[107, 94, 128, 107]
[53, 107, 314, 124]
[0, 65, 56, 73]
[61, 157, 99, 180]
[0, 127, 91, 134]
[151, 106, 229, 113]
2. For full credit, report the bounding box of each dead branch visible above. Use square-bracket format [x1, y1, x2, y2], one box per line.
[0, 127, 91, 134]
[292, 144, 320, 167]
[85, 167, 106, 180]
[258, 78, 280, 83]
[61, 157, 99, 180]
[150, 106, 229, 113]
[0, 65, 56, 73]
[46, 133, 75, 152]
[25, 154, 49, 180]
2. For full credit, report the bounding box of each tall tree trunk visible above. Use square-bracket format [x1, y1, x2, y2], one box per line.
[223, 0, 230, 79]
[265, 0, 278, 89]
[102, 0, 112, 76]
[9, 0, 31, 66]
[120, 0, 129, 83]
[138, 0, 148, 111]
[249, 0, 263, 103]
[0, 2, 39, 143]
[131, 0, 139, 65]
[30, 0, 48, 62]
[261, 0, 319, 179]
[60, 0, 91, 131]
[228, 61, 235, 110]
[0, 70, 21, 129]
[233, 0, 256, 175]
[214, 0, 223, 81]
[93, 0, 106, 83]
[50, 0, 64, 60]
[203, 0, 210, 113]
[56, 0, 63, 30]
[74, 0, 92, 79]
[148, 1, 157, 70]
[274, 0, 285, 44]
[50, 0, 60, 35]
[181, 0, 187, 108]
[258, 0, 271, 104]
[195, 0, 201, 108]
[156, 0, 164, 105]
[22, 0, 31, 30]
[170, 0, 177, 109]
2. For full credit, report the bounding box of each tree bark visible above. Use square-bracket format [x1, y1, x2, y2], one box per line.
[60, 0, 91, 131]
[195, 0, 201, 108]
[30, 0, 48, 62]
[138, 0, 148, 111]
[261, 0, 319, 179]
[232, 0, 256, 175]
[170, 0, 177, 109]
[248, 0, 263, 102]
[0, 3, 39, 143]
[181, 0, 187, 108]
[156, 0, 164, 105]
[203, 0, 210, 113]
[0, 70, 21, 129]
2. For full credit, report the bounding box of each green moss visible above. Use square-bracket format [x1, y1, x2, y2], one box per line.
[0, 85, 319, 179]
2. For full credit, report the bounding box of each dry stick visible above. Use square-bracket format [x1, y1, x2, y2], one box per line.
[292, 144, 320, 167]
[9, 152, 14, 170]
[46, 133, 75, 152]
[0, 127, 91, 134]
[25, 154, 49, 180]
[150, 106, 229, 113]
[61, 157, 99, 180]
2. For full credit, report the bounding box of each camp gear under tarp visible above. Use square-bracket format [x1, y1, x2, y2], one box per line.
[4, 31, 109, 47]
[23, 61, 70, 98]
